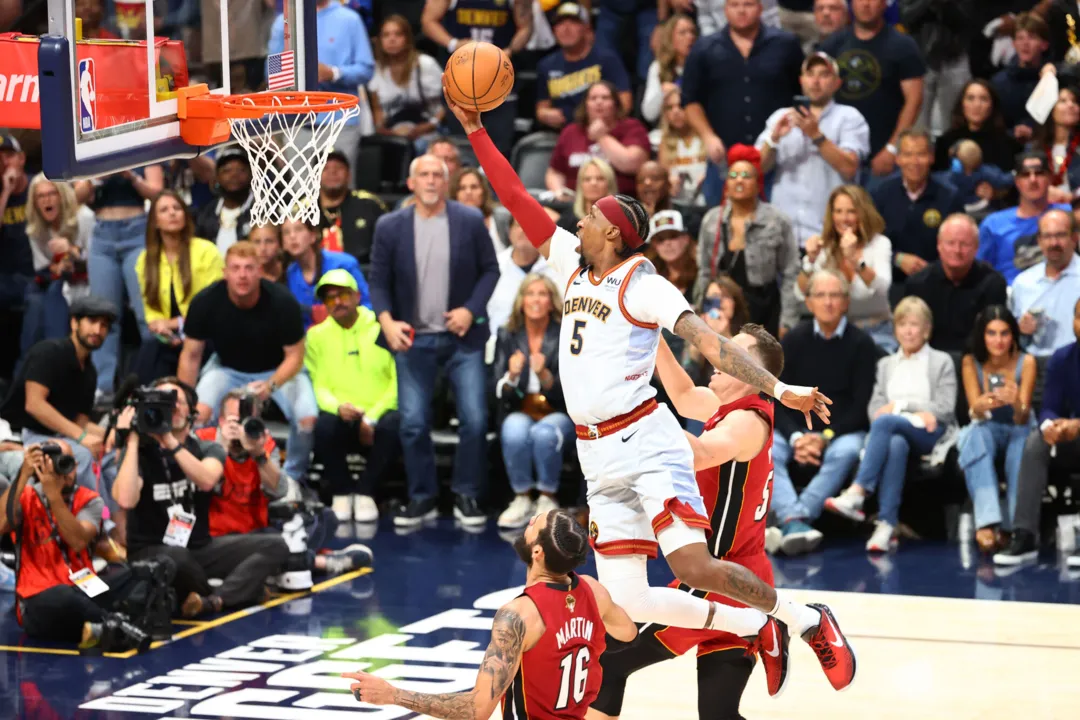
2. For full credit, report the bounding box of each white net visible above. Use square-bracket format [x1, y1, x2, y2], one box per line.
[227, 94, 360, 227]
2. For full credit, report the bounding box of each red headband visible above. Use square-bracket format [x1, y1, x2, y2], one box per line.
[595, 195, 644, 249]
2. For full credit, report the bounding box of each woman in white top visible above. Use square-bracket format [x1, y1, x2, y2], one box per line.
[451, 167, 511, 254]
[21, 174, 95, 353]
[641, 13, 697, 125]
[657, 88, 707, 205]
[797, 184, 894, 349]
[824, 297, 957, 554]
[368, 15, 446, 152]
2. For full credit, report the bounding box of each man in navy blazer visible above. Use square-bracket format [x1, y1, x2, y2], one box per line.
[369, 154, 499, 528]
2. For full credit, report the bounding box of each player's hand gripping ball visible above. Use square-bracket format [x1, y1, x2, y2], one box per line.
[443, 41, 515, 112]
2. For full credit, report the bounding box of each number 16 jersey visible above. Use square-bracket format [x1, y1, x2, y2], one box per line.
[502, 573, 606, 720]
[548, 228, 693, 426]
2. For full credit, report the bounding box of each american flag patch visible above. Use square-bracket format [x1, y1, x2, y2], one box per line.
[267, 51, 295, 91]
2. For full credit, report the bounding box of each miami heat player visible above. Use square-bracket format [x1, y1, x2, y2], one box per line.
[344, 509, 638, 719]
[590, 330, 857, 720]
[445, 89, 852, 668]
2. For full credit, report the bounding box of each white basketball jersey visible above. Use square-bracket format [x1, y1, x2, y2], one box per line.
[559, 256, 663, 425]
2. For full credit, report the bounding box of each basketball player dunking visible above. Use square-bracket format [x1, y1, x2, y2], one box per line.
[444, 90, 856, 692]
[591, 330, 856, 720]
[345, 509, 638, 719]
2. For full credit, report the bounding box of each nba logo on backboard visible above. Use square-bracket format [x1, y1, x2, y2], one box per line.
[78, 58, 97, 133]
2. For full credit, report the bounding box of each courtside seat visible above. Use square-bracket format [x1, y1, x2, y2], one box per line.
[510, 132, 557, 193]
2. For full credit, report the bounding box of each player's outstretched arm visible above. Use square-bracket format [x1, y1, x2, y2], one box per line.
[443, 84, 557, 258]
[656, 334, 720, 422]
[344, 599, 534, 720]
[685, 410, 770, 471]
[580, 574, 638, 643]
[671, 311, 832, 429]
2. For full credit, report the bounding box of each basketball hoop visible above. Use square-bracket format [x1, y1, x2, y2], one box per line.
[177, 85, 360, 226]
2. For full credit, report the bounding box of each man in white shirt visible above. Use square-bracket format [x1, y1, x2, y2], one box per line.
[1010, 209, 1080, 357]
[757, 52, 869, 247]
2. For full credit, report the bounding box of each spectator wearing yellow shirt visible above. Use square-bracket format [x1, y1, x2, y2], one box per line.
[306, 269, 401, 524]
[134, 191, 223, 383]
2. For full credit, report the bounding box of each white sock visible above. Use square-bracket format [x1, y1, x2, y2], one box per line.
[768, 590, 822, 637]
[707, 602, 768, 637]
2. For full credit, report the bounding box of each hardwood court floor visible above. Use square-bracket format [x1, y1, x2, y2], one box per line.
[619, 589, 1080, 720]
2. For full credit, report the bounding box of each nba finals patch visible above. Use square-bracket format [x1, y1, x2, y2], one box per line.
[589, 521, 599, 542]
[566, 593, 577, 613]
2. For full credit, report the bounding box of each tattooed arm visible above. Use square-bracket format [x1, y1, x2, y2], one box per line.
[344, 599, 538, 720]
[672, 310, 832, 428]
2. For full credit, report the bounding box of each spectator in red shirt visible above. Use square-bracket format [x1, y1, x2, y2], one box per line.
[545, 81, 651, 198]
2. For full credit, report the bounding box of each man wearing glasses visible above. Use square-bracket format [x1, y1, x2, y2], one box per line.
[766, 268, 879, 555]
[977, 153, 1071, 285]
[305, 270, 401, 525]
[1009, 209, 1080, 357]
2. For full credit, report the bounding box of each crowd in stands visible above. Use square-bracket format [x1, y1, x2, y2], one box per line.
[5, 0, 1080, 650]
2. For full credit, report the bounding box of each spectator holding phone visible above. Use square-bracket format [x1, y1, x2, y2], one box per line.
[957, 305, 1036, 555]
[134, 191, 223, 383]
[758, 52, 869, 248]
[21, 175, 95, 356]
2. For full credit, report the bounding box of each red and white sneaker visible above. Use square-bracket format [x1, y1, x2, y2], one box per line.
[802, 604, 856, 691]
[753, 616, 790, 697]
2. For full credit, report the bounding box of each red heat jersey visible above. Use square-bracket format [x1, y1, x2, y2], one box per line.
[502, 573, 607, 720]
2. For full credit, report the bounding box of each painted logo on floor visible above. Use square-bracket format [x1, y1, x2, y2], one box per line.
[78, 585, 525, 718]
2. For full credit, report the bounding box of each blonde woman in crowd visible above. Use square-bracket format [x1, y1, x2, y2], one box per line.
[493, 273, 573, 529]
[641, 13, 697, 125]
[657, 88, 707, 205]
[451, 167, 512, 254]
[826, 297, 957, 553]
[557, 157, 618, 234]
[798, 184, 894, 349]
[20, 174, 95, 354]
[134, 190, 223, 381]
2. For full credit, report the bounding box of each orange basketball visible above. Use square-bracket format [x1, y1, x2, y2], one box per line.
[444, 41, 515, 112]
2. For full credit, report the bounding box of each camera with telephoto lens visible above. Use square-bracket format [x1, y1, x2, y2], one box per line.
[237, 393, 265, 440]
[39, 441, 77, 476]
[130, 387, 177, 436]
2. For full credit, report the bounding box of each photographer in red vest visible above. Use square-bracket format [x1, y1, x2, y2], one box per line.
[0, 441, 151, 651]
[199, 389, 284, 536]
[199, 390, 374, 579]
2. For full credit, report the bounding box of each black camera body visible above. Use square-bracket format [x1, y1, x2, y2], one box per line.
[130, 387, 177, 436]
[237, 393, 265, 440]
[39, 441, 77, 476]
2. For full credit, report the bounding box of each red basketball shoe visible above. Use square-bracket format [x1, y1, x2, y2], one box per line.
[754, 616, 790, 697]
[802, 604, 857, 691]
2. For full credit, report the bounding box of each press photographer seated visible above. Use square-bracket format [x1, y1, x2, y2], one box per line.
[199, 390, 374, 577]
[0, 442, 155, 652]
[111, 378, 289, 618]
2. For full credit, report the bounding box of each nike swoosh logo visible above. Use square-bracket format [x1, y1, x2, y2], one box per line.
[764, 623, 780, 657]
[621, 430, 639, 443]
[825, 612, 844, 648]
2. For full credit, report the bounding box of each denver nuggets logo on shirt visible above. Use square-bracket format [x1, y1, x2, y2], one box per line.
[922, 208, 942, 228]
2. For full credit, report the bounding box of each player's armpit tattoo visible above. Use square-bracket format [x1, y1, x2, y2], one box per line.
[479, 606, 527, 699]
[390, 688, 477, 720]
[672, 311, 778, 396]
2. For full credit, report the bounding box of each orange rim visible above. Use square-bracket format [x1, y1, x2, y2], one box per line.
[217, 91, 360, 116]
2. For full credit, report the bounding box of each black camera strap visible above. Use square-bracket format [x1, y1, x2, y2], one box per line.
[31, 484, 75, 570]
